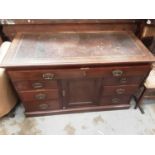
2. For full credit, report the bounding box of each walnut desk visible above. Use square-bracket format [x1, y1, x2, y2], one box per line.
[1, 31, 155, 117]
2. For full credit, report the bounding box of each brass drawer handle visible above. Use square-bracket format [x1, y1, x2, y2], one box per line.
[112, 70, 123, 77]
[35, 93, 46, 100]
[120, 77, 127, 84]
[42, 73, 55, 80]
[116, 88, 125, 94]
[38, 103, 49, 110]
[80, 68, 89, 77]
[112, 98, 120, 104]
[80, 67, 90, 70]
[32, 82, 44, 89]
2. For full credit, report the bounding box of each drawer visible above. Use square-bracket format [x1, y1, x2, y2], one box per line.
[13, 80, 58, 91]
[8, 65, 150, 81]
[18, 89, 59, 102]
[8, 69, 84, 81]
[103, 76, 145, 86]
[23, 100, 60, 112]
[85, 65, 150, 78]
[100, 96, 131, 105]
[102, 85, 139, 96]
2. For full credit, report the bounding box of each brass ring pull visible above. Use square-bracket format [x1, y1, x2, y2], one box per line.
[112, 98, 120, 104]
[116, 88, 125, 94]
[35, 93, 46, 100]
[38, 103, 49, 110]
[32, 82, 44, 89]
[43, 73, 55, 80]
[112, 70, 123, 77]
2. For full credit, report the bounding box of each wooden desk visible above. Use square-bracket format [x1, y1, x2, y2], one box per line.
[1, 31, 155, 117]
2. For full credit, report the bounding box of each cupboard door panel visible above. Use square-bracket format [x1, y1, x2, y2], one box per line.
[62, 78, 102, 108]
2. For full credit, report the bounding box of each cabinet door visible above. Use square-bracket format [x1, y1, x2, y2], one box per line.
[61, 78, 102, 108]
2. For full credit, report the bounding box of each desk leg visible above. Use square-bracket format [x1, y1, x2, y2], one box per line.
[134, 86, 146, 114]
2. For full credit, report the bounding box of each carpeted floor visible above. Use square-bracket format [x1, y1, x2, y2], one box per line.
[0, 99, 155, 135]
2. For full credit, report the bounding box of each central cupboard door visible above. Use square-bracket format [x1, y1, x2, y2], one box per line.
[61, 78, 102, 108]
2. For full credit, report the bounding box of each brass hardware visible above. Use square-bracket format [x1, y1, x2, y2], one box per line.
[80, 67, 89, 77]
[116, 88, 125, 94]
[112, 98, 120, 104]
[120, 77, 127, 84]
[80, 67, 90, 70]
[35, 93, 46, 100]
[32, 82, 44, 89]
[42, 73, 54, 80]
[112, 70, 123, 77]
[38, 103, 49, 110]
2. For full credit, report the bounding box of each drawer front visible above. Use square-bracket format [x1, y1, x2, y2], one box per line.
[100, 96, 131, 105]
[103, 76, 145, 86]
[23, 100, 60, 112]
[13, 80, 58, 91]
[103, 85, 139, 96]
[18, 90, 59, 102]
[8, 69, 84, 81]
[85, 65, 150, 78]
[8, 65, 150, 81]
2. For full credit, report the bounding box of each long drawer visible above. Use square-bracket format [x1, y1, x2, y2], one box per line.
[8, 65, 150, 81]
[18, 89, 59, 102]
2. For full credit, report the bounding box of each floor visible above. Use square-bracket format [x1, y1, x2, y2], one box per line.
[0, 99, 155, 135]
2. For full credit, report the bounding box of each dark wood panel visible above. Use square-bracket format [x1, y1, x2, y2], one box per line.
[61, 79, 101, 108]
[25, 104, 130, 117]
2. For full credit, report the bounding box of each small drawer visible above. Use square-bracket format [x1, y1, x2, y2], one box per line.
[13, 80, 58, 91]
[100, 96, 131, 105]
[102, 85, 139, 96]
[18, 89, 59, 102]
[23, 100, 60, 112]
[103, 76, 145, 86]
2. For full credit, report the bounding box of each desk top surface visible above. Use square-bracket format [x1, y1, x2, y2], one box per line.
[1, 31, 155, 68]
